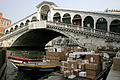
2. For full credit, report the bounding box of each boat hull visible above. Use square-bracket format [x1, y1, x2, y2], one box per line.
[16, 63, 61, 76]
[8, 56, 42, 62]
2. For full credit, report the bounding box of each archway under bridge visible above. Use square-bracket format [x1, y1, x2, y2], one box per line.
[10, 29, 78, 50]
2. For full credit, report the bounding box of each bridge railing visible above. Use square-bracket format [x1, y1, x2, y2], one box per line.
[46, 21, 120, 41]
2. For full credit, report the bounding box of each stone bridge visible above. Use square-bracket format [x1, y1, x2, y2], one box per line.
[0, 1, 120, 50]
[0, 21, 120, 50]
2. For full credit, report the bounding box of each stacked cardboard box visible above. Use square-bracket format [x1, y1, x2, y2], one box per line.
[61, 54, 103, 79]
[113, 57, 120, 71]
[46, 52, 65, 63]
[61, 59, 86, 78]
[86, 54, 101, 64]
[61, 60, 79, 78]
[85, 63, 101, 79]
[85, 54, 102, 78]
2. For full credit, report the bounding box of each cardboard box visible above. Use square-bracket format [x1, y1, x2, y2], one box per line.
[85, 63, 100, 71]
[86, 54, 101, 64]
[76, 49, 82, 52]
[61, 66, 68, 73]
[62, 61, 69, 67]
[68, 60, 78, 71]
[73, 69, 79, 76]
[81, 63, 85, 71]
[86, 75, 96, 79]
[79, 71, 86, 77]
[76, 59, 82, 64]
[113, 57, 120, 71]
[86, 70, 100, 76]
[46, 52, 65, 61]
[113, 57, 120, 65]
[113, 65, 120, 71]
[50, 59, 59, 63]
[64, 71, 71, 77]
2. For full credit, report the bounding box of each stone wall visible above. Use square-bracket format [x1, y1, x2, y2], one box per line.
[0, 48, 7, 80]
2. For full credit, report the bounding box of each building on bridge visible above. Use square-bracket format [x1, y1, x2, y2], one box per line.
[0, 12, 11, 36]
[105, 8, 120, 14]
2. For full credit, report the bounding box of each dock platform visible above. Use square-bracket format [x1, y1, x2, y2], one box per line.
[107, 65, 120, 80]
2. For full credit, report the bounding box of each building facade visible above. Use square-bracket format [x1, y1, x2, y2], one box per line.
[0, 12, 11, 36]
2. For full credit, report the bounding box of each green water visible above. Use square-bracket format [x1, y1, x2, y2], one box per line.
[7, 50, 45, 80]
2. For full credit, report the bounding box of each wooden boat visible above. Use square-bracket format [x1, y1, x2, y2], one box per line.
[8, 56, 43, 62]
[16, 62, 61, 76]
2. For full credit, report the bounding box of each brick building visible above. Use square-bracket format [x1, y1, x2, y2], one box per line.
[0, 12, 11, 36]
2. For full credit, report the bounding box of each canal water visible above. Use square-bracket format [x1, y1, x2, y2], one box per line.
[7, 50, 45, 80]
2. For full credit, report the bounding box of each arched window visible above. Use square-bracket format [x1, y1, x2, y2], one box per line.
[53, 12, 61, 23]
[83, 16, 94, 28]
[96, 18, 107, 31]
[41, 5, 50, 21]
[20, 23, 24, 27]
[5, 30, 9, 34]
[110, 19, 120, 33]
[25, 20, 30, 25]
[62, 13, 71, 24]
[31, 17, 37, 22]
[15, 25, 18, 30]
[10, 28, 13, 32]
[72, 14, 82, 26]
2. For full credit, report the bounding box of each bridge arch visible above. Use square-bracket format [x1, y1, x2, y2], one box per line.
[10, 28, 14, 32]
[83, 16, 94, 28]
[11, 28, 81, 49]
[110, 19, 120, 33]
[11, 29, 64, 48]
[96, 18, 107, 31]
[5, 30, 9, 34]
[53, 12, 61, 23]
[15, 25, 19, 30]
[72, 14, 82, 26]
[20, 23, 24, 27]
[62, 13, 71, 24]
[40, 5, 51, 21]
[25, 20, 30, 26]
[31, 16, 37, 22]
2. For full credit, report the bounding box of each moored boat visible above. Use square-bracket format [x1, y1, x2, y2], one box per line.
[16, 62, 61, 76]
[8, 56, 43, 62]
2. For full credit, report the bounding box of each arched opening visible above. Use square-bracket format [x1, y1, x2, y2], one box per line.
[72, 14, 82, 26]
[110, 19, 120, 33]
[10, 28, 14, 32]
[96, 18, 107, 31]
[40, 5, 50, 21]
[53, 12, 61, 23]
[62, 13, 71, 24]
[25, 20, 30, 26]
[83, 16, 94, 28]
[31, 16, 37, 22]
[5, 30, 9, 34]
[15, 25, 18, 30]
[20, 23, 24, 27]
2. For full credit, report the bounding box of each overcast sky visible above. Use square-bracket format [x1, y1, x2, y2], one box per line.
[0, 0, 120, 23]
